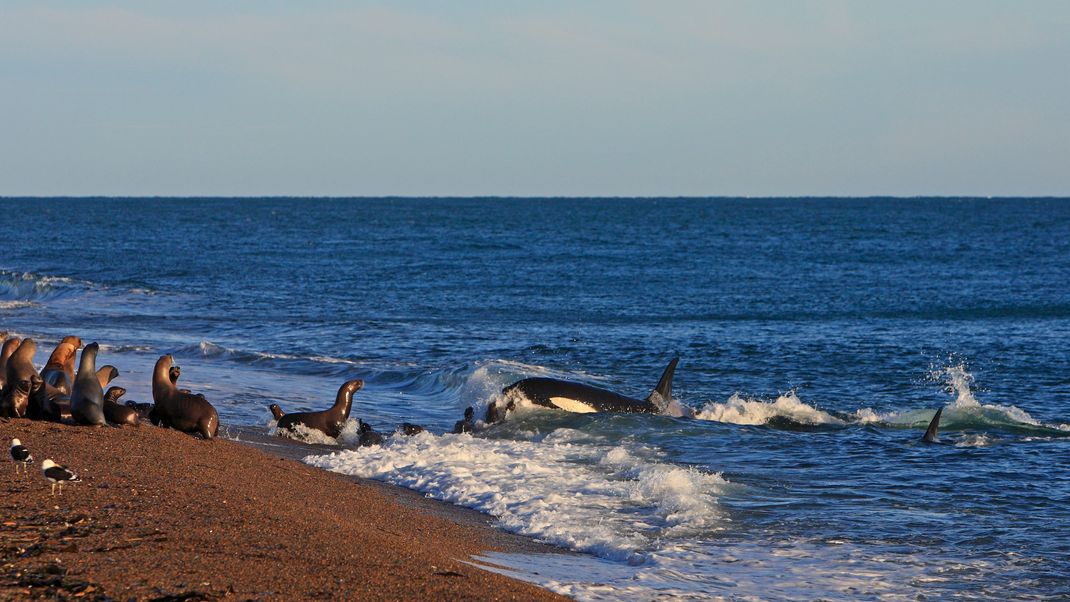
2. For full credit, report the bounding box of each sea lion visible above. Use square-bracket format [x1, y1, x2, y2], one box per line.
[59, 336, 83, 348]
[41, 341, 79, 396]
[0, 336, 22, 393]
[70, 343, 105, 426]
[357, 420, 384, 447]
[152, 355, 218, 439]
[2, 339, 41, 418]
[26, 374, 49, 420]
[275, 379, 363, 439]
[1, 378, 32, 419]
[103, 386, 139, 427]
[398, 423, 425, 436]
[484, 399, 515, 425]
[42, 391, 72, 422]
[124, 400, 155, 421]
[169, 365, 191, 394]
[453, 406, 475, 434]
[96, 365, 119, 389]
[268, 403, 285, 421]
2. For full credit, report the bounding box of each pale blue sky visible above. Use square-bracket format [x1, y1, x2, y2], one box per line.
[2, 1, 1068, 196]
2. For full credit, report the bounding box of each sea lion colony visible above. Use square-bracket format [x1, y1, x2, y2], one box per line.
[0, 334, 490, 445]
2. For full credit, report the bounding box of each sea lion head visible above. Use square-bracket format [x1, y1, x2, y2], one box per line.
[97, 365, 120, 386]
[169, 365, 181, 383]
[153, 354, 177, 401]
[1, 337, 21, 358]
[464, 406, 474, 421]
[342, 379, 364, 393]
[13, 338, 37, 362]
[14, 378, 32, 395]
[59, 343, 77, 363]
[268, 403, 284, 420]
[29, 374, 43, 392]
[104, 386, 127, 403]
[60, 336, 83, 349]
[400, 423, 425, 436]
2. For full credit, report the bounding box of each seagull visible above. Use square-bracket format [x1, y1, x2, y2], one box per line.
[10, 439, 32, 474]
[41, 459, 80, 495]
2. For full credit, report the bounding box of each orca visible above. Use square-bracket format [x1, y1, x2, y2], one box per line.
[922, 407, 944, 444]
[502, 357, 687, 416]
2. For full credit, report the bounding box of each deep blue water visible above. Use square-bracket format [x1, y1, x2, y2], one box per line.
[2, 198, 1069, 600]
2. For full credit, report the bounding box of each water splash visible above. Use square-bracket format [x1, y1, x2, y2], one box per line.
[694, 391, 845, 426]
[930, 362, 980, 408]
[268, 416, 364, 446]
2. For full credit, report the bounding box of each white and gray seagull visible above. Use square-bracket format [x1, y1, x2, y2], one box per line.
[41, 459, 80, 495]
[10, 438, 32, 474]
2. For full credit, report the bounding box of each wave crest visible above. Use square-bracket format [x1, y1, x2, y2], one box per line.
[695, 391, 845, 426]
[306, 430, 729, 563]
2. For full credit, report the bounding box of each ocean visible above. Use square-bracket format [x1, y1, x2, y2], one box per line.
[2, 197, 1069, 600]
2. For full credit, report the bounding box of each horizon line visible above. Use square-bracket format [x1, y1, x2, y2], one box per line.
[2, 195, 1068, 201]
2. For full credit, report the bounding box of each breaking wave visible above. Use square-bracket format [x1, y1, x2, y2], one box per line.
[695, 391, 846, 427]
[306, 429, 730, 563]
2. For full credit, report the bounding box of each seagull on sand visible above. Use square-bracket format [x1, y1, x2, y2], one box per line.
[10, 438, 32, 474]
[41, 459, 80, 495]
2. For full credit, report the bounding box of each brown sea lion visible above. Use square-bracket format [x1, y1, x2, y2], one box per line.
[484, 399, 515, 425]
[1, 379, 32, 419]
[357, 420, 384, 447]
[42, 392, 72, 422]
[124, 400, 155, 421]
[41, 341, 79, 396]
[70, 343, 106, 426]
[0, 336, 22, 393]
[275, 379, 363, 439]
[2, 339, 41, 418]
[268, 403, 285, 421]
[96, 365, 119, 389]
[26, 374, 49, 420]
[398, 423, 425, 436]
[152, 355, 218, 439]
[169, 365, 191, 394]
[102, 386, 138, 427]
[453, 406, 475, 434]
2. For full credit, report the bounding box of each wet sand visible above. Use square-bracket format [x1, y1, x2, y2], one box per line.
[0, 419, 567, 601]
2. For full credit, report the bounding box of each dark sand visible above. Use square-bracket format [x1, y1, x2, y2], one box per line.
[0, 419, 567, 601]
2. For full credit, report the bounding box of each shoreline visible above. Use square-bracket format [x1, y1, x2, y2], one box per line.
[0, 419, 568, 601]
[224, 425, 573, 557]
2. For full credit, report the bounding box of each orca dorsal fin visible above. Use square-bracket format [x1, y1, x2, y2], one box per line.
[646, 357, 679, 411]
[923, 407, 943, 443]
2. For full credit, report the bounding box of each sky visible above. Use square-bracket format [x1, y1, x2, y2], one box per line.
[2, 1, 1068, 197]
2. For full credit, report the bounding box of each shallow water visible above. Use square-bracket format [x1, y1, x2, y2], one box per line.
[3, 197, 1069, 600]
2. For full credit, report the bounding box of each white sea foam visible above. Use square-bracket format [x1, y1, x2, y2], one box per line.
[270, 417, 363, 446]
[305, 429, 729, 562]
[849, 363, 1057, 438]
[183, 340, 363, 369]
[852, 407, 887, 424]
[0, 300, 39, 310]
[472, 539, 939, 601]
[955, 434, 996, 447]
[694, 391, 844, 426]
[97, 343, 154, 353]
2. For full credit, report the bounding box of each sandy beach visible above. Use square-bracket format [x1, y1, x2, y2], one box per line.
[0, 419, 566, 601]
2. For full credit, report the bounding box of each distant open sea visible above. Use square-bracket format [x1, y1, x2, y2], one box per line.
[3, 197, 1069, 600]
